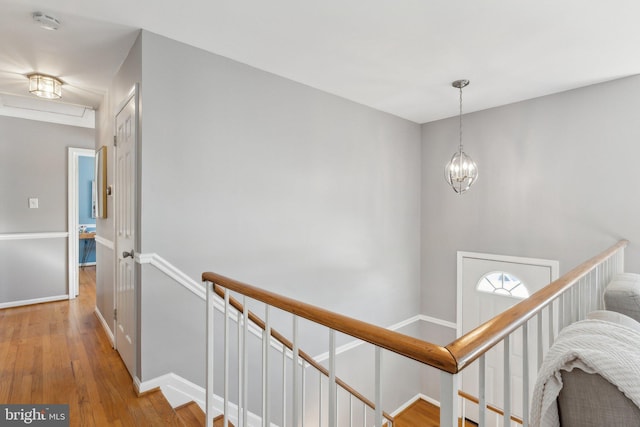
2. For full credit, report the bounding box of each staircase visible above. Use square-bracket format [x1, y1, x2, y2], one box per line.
[202, 240, 628, 427]
[175, 401, 235, 427]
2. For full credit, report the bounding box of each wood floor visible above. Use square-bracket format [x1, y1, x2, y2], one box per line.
[393, 398, 477, 427]
[0, 267, 184, 426]
[0, 268, 480, 426]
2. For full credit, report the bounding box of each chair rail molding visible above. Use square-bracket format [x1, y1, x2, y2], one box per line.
[94, 235, 114, 249]
[0, 231, 68, 240]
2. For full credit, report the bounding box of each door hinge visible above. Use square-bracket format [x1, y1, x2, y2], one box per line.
[113, 135, 117, 146]
[114, 308, 117, 321]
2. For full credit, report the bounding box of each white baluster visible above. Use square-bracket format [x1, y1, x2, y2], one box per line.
[349, 394, 353, 427]
[293, 316, 299, 427]
[238, 298, 243, 427]
[243, 298, 249, 427]
[283, 342, 287, 427]
[224, 290, 230, 427]
[363, 402, 366, 427]
[548, 303, 554, 348]
[522, 322, 529, 427]
[263, 306, 270, 427]
[503, 336, 511, 427]
[319, 372, 323, 427]
[329, 330, 337, 427]
[205, 281, 215, 427]
[558, 293, 565, 331]
[374, 346, 382, 427]
[302, 366, 306, 427]
[440, 371, 458, 427]
[536, 313, 543, 371]
[595, 265, 602, 310]
[479, 354, 486, 427]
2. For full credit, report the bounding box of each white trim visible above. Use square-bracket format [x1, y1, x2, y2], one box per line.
[0, 232, 68, 241]
[391, 393, 441, 416]
[135, 252, 205, 300]
[0, 294, 68, 309]
[94, 307, 115, 347]
[456, 251, 560, 338]
[68, 147, 96, 300]
[0, 97, 95, 128]
[94, 235, 114, 250]
[419, 314, 457, 330]
[313, 314, 422, 362]
[80, 262, 97, 267]
[311, 314, 457, 363]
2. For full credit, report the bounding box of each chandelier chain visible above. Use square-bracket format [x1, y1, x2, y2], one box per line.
[458, 85, 463, 152]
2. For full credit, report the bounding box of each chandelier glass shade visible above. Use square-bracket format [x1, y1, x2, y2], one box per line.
[445, 79, 477, 194]
[445, 149, 478, 194]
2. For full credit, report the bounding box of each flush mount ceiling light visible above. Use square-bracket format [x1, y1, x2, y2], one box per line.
[444, 79, 478, 194]
[28, 74, 63, 99]
[32, 12, 60, 31]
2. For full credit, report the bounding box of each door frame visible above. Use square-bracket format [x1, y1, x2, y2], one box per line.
[456, 251, 559, 338]
[67, 147, 96, 299]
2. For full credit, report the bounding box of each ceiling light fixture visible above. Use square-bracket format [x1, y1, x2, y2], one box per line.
[32, 12, 60, 31]
[445, 79, 478, 194]
[28, 74, 63, 99]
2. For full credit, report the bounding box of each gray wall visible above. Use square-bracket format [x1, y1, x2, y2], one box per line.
[0, 116, 94, 303]
[137, 30, 422, 383]
[421, 74, 640, 324]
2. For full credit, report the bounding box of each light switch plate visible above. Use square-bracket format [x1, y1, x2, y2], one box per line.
[28, 198, 38, 209]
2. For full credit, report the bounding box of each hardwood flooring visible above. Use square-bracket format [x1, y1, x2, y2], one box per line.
[0, 267, 183, 426]
[393, 398, 477, 427]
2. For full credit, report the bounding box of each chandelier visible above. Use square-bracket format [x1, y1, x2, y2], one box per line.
[444, 79, 478, 194]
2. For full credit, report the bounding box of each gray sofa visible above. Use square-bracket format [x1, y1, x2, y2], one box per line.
[555, 273, 640, 427]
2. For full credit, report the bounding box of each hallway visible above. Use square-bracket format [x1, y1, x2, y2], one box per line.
[0, 267, 182, 426]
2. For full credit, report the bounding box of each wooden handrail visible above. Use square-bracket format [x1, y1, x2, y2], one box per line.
[446, 239, 628, 371]
[203, 239, 627, 376]
[202, 271, 457, 373]
[212, 285, 395, 422]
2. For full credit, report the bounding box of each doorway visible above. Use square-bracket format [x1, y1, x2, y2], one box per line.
[457, 252, 559, 425]
[68, 147, 96, 299]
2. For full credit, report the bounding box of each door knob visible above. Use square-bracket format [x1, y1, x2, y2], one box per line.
[123, 250, 135, 259]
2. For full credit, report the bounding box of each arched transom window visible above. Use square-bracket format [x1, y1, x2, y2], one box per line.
[477, 272, 530, 299]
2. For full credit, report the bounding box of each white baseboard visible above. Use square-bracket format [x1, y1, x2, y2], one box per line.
[94, 307, 115, 347]
[419, 314, 457, 330]
[391, 393, 440, 416]
[0, 294, 68, 309]
[80, 262, 97, 267]
[313, 314, 456, 362]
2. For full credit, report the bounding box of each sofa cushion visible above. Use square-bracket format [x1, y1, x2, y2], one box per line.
[604, 273, 640, 323]
[587, 310, 640, 333]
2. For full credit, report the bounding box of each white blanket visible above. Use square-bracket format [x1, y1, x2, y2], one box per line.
[530, 319, 640, 427]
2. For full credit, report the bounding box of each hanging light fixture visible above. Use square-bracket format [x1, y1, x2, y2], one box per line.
[28, 74, 63, 99]
[445, 79, 478, 194]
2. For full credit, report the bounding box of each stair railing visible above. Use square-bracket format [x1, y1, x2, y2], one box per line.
[203, 239, 628, 427]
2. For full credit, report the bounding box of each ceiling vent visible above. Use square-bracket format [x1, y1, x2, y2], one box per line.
[32, 12, 60, 31]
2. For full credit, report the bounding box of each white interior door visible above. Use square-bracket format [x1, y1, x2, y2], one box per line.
[115, 89, 137, 377]
[458, 253, 558, 425]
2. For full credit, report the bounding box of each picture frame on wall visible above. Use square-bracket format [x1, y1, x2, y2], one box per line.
[94, 146, 107, 218]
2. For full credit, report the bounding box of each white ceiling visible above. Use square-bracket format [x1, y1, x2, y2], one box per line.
[2, 0, 640, 124]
